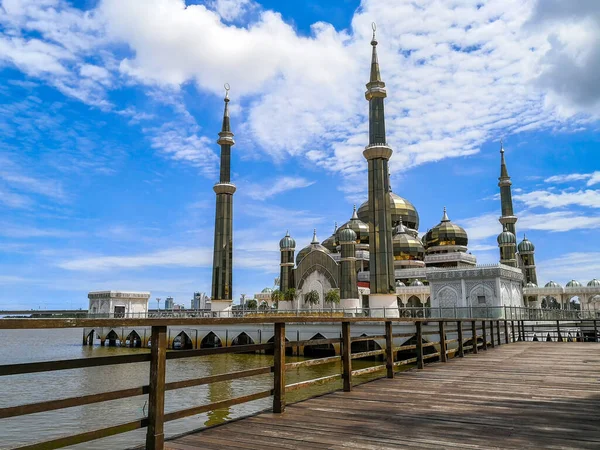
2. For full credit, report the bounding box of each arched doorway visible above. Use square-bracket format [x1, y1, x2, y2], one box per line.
[173, 331, 193, 350]
[265, 336, 293, 356]
[304, 333, 335, 357]
[126, 330, 142, 348]
[105, 330, 120, 347]
[200, 331, 222, 349]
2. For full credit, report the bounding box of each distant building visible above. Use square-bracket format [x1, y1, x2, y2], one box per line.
[88, 291, 150, 318]
[164, 296, 174, 310]
[191, 292, 210, 309]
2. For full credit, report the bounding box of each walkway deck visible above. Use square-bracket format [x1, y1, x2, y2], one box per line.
[166, 343, 600, 449]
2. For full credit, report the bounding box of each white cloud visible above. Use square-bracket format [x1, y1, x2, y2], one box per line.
[208, 0, 258, 22]
[245, 176, 315, 200]
[537, 252, 600, 285]
[544, 171, 600, 186]
[515, 189, 600, 209]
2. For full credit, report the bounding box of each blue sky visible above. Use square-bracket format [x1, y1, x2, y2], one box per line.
[0, 0, 598, 310]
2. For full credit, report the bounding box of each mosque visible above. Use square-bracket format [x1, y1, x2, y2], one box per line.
[207, 26, 600, 317]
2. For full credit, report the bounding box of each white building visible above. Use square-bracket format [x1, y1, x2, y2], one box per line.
[88, 291, 151, 318]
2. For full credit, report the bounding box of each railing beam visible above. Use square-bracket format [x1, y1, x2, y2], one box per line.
[146, 325, 167, 450]
[273, 322, 286, 413]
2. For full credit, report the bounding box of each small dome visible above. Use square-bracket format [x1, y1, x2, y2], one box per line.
[393, 219, 425, 261]
[544, 281, 561, 288]
[588, 278, 600, 287]
[497, 226, 516, 245]
[395, 280, 406, 287]
[410, 279, 424, 287]
[358, 191, 420, 230]
[524, 282, 538, 288]
[337, 205, 369, 243]
[517, 235, 535, 253]
[338, 227, 357, 243]
[296, 229, 331, 265]
[279, 230, 296, 249]
[424, 207, 468, 249]
[321, 223, 338, 252]
[566, 280, 582, 288]
[261, 287, 273, 293]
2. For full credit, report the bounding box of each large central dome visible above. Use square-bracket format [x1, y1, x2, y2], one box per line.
[357, 192, 419, 230]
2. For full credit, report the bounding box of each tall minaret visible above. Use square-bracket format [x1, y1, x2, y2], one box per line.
[498, 140, 517, 236]
[211, 85, 236, 314]
[279, 231, 296, 294]
[518, 235, 538, 285]
[338, 227, 360, 311]
[363, 23, 397, 316]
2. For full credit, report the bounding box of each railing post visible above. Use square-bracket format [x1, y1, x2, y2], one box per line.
[457, 321, 464, 357]
[489, 321, 495, 348]
[273, 322, 286, 413]
[385, 321, 394, 378]
[512, 320, 517, 342]
[342, 321, 352, 391]
[556, 320, 561, 342]
[439, 321, 447, 363]
[146, 325, 167, 450]
[594, 320, 598, 343]
[496, 320, 501, 346]
[521, 320, 526, 341]
[416, 321, 424, 369]
[471, 320, 478, 354]
[504, 320, 509, 344]
[482, 321, 487, 351]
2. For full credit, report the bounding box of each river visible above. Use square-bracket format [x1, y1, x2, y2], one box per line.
[0, 328, 386, 449]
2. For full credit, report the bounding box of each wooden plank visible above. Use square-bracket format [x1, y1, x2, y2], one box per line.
[351, 349, 386, 360]
[285, 374, 342, 392]
[285, 356, 340, 370]
[166, 366, 273, 391]
[167, 343, 273, 359]
[471, 321, 478, 354]
[351, 364, 387, 377]
[146, 325, 167, 450]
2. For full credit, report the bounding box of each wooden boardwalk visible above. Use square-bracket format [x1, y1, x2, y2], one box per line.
[166, 343, 600, 450]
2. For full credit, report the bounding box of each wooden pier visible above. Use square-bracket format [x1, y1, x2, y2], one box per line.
[165, 342, 600, 449]
[1, 316, 599, 449]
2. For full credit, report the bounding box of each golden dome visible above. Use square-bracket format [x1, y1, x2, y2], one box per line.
[357, 191, 419, 230]
[424, 207, 468, 249]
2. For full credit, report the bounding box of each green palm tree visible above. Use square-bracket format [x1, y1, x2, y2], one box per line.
[305, 290, 320, 306]
[324, 289, 340, 305]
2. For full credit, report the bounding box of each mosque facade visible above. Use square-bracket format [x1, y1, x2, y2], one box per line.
[208, 28, 600, 317]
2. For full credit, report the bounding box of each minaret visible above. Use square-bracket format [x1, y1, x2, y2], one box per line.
[211, 84, 236, 315]
[338, 227, 360, 311]
[363, 23, 397, 317]
[518, 235, 538, 285]
[498, 140, 517, 236]
[279, 231, 296, 294]
[497, 225, 517, 267]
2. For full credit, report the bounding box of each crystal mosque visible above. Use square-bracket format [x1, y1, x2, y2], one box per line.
[208, 26, 600, 317]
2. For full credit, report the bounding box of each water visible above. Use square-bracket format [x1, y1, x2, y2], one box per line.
[0, 329, 384, 449]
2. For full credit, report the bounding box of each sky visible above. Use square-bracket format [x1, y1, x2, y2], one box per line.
[0, 0, 599, 310]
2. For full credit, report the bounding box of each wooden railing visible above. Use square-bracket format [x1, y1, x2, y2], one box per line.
[0, 317, 597, 449]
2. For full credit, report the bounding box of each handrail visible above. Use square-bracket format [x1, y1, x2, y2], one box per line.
[1, 317, 598, 449]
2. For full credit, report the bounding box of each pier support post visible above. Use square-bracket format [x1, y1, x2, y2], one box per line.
[342, 322, 352, 391]
[439, 321, 447, 363]
[146, 325, 166, 450]
[416, 322, 424, 369]
[512, 321, 516, 342]
[385, 321, 394, 377]
[273, 322, 286, 413]
[471, 321, 478, 354]
[521, 321, 526, 341]
[489, 321, 495, 348]
[457, 321, 464, 358]
[482, 321, 487, 351]
[504, 320, 509, 344]
[496, 320, 501, 346]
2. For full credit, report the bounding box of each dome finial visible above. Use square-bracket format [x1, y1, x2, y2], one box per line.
[311, 228, 318, 244]
[334, 221, 338, 232]
[351, 204, 359, 219]
[500, 137, 504, 154]
[441, 206, 449, 222]
[371, 22, 377, 43]
[285, 229, 289, 237]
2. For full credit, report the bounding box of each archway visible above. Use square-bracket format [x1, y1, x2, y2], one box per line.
[173, 331, 193, 350]
[265, 336, 293, 356]
[231, 332, 255, 346]
[85, 329, 95, 345]
[304, 333, 335, 358]
[351, 334, 383, 361]
[567, 296, 581, 311]
[200, 331, 222, 349]
[105, 329, 120, 347]
[126, 330, 142, 348]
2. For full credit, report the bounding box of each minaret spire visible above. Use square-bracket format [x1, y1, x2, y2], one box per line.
[211, 83, 236, 309]
[498, 139, 516, 236]
[363, 23, 396, 313]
